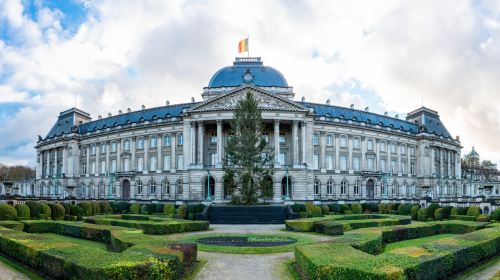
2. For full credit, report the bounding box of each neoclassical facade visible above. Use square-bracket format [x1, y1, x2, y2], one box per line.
[34, 57, 464, 202]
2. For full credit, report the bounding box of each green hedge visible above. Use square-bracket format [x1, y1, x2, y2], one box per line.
[0, 220, 24, 231]
[410, 205, 420, 220]
[295, 221, 498, 280]
[25, 201, 42, 219]
[467, 206, 481, 217]
[492, 208, 500, 221]
[15, 204, 30, 220]
[0, 204, 17, 220]
[450, 215, 477, 221]
[351, 203, 362, 214]
[0, 220, 197, 279]
[163, 204, 176, 217]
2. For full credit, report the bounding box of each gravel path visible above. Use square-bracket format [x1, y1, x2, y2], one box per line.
[0, 261, 30, 280]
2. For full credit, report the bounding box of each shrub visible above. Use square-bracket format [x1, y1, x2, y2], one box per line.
[40, 203, 51, 219]
[163, 204, 175, 217]
[140, 205, 149, 214]
[90, 202, 100, 215]
[177, 205, 187, 219]
[315, 221, 344, 235]
[69, 205, 83, 217]
[328, 203, 341, 213]
[60, 203, 71, 215]
[467, 206, 481, 217]
[417, 208, 428, 222]
[378, 204, 387, 214]
[441, 206, 453, 219]
[80, 202, 93, 216]
[477, 214, 490, 222]
[155, 203, 164, 213]
[292, 203, 302, 213]
[398, 204, 412, 215]
[340, 204, 350, 214]
[0, 220, 24, 231]
[411, 205, 420, 220]
[351, 203, 362, 214]
[146, 204, 156, 215]
[130, 203, 141, 214]
[0, 204, 17, 220]
[459, 207, 469, 215]
[449, 215, 477, 221]
[99, 202, 112, 214]
[25, 201, 42, 219]
[427, 203, 439, 220]
[492, 208, 500, 221]
[451, 207, 459, 216]
[299, 212, 309, 218]
[52, 204, 65, 220]
[434, 208, 444, 221]
[114, 201, 130, 213]
[15, 204, 30, 220]
[321, 205, 329, 215]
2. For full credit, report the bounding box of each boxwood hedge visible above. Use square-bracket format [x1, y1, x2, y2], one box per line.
[295, 221, 497, 280]
[0, 204, 17, 220]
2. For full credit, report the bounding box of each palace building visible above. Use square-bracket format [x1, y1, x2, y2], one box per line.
[33, 57, 463, 202]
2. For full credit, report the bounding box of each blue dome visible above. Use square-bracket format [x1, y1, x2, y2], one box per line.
[208, 57, 288, 88]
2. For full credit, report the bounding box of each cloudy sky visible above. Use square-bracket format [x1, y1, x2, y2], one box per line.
[1, 0, 499, 167]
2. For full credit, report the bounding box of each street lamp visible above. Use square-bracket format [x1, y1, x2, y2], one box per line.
[283, 166, 290, 201]
[107, 172, 116, 200]
[206, 169, 212, 202]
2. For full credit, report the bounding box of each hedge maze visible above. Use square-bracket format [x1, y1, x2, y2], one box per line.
[294, 221, 500, 279]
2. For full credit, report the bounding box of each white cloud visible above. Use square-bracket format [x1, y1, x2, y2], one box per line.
[1, 0, 500, 166]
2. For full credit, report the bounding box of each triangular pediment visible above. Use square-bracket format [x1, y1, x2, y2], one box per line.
[187, 86, 309, 113]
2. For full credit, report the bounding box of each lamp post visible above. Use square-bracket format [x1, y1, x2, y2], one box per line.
[283, 166, 290, 201]
[51, 174, 59, 198]
[107, 172, 116, 200]
[206, 169, 212, 202]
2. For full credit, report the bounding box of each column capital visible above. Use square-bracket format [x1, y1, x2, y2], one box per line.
[197, 121, 204, 126]
[292, 120, 299, 126]
[190, 121, 197, 127]
[320, 130, 326, 135]
[216, 119, 223, 124]
[274, 119, 280, 126]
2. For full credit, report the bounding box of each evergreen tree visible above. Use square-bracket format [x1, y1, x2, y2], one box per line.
[223, 91, 274, 204]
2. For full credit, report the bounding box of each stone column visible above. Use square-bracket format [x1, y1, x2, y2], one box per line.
[335, 135, 340, 172]
[157, 133, 162, 172]
[274, 120, 280, 167]
[54, 148, 59, 176]
[117, 140, 121, 172]
[439, 148, 443, 177]
[292, 121, 299, 166]
[86, 146, 90, 176]
[301, 121, 306, 165]
[430, 146, 435, 176]
[190, 122, 196, 166]
[361, 137, 366, 170]
[407, 147, 411, 177]
[320, 131, 326, 172]
[348, 136, 353, 173]
[217, 120, 223, 166]
[375, 139, 380, 171]
[198, 122, 204, 165]
[62, 147, 67, 176]
[95, 142, 100, 175]
[171, 133, 177, 172]
[144, 136, 149, 173]
[447, 150, 451, 178]
[397, 143, 401, 175]
[131, 138, 136, 172]
[106, 141, 110, 173]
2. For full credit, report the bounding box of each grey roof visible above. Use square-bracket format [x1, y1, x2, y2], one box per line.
[208, 57, 288, 88]
[302, 102, 419, 134]
[45, 111, 76, 139]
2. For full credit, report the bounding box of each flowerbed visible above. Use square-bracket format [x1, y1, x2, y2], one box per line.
[0, 220, 198, 279]
[83, 214, 209, 235]
[295, 221, 498, 279]
[286, 214, 411, 235]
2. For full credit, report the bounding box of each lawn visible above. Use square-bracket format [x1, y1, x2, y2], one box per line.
[382, 233, 458, 252]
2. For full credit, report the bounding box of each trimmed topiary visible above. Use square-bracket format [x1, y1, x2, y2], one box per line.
[340, 204, 350, 214]
[292, 203, 302, 214]
[52, 204, 65, 220]
[467, 206, 481, 217]
[491, 208, 500, 221]
[177, 205, 187, 219]
[351, 203, 362, 214]
[426, 203, 439, 220]
[434, 208, 444, 221]
[328, 203, 341, 213]
[398, 204, 412, 216]
[411, 205, 420, 220]
[442, 206, 453, 219]
[378, 204, 387, 214]
[79, 202, 93, 216]
[25, 201, 42, 219]
[0, 204, 17, 220]
[115, 201, 130, 213]
[417, 208, 428, 222]
[39, 203, 51, 219]
[140, 205, 149, 214]
[163, 204, 175, 217]
[91, 202, 100, 215]
[99, 202, 112, 214]
[155, 203, 164, 214]
[130, 203, 141, 214]
[321, 205, 329, 215]
[477, 214, 490, 222]
[451, 207, 459, 216]
[15, 204, 30, 220]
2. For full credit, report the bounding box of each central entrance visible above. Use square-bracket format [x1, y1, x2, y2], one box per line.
[366, 179, 374, 199]
[204, 176, 215, 200]
[122, 179, 130, 199]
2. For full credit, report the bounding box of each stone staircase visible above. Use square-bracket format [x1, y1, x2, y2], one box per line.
[209, 205, 287, 224]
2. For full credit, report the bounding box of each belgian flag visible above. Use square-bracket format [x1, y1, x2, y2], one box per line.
[238, 38, 248, 53]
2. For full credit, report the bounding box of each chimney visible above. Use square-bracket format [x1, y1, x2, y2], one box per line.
[127, 108, 131, 113]
[384, 112, 388, 116]
[191, 97, 195, 103]
[365, 107, 369, 112]
[118, 110, 123, 115]
[395, 114, 399, 119]
[301, 97, 305, 102]
[108, 113, 112, 117]
[350, 104, 354, 109]
[166, 100, 170, 105]
[141, 105, 146, 110]
[98, 115, 102, 119]
[326, 99, 330, 105]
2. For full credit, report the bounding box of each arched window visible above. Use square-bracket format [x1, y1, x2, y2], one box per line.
[40, 182, 46, 196]
[78, 182, 84, 198]
[136, 180, 143, 195]
[411, 183, 417, 196]
[446, 182, 451, 196]
[392, 181, 398, 196]
[381, 180, 388, 196]
[402, 182, 407, 196]
[55, 181, 60, 195]
[261, 176, 273, 199]
[98, 181, 105, 197]
[176, 179, 183, 196]
[314, 179, 321, 195]
[281, 177, 292, 198]
[48, 182, 53, 196]
[327, 179, 334, 195]
[354, 180, 360, 196]
[162, 179, 170, 197]
[340, 180, 348, 195]
[149, 180, 156, 197]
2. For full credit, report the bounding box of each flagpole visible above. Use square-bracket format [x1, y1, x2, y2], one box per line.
[247, 35, 250, 58]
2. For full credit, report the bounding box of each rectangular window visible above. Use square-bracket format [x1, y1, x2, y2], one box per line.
[367, 158, 374, 171]
[124, 158, 130, 172]
[410, 147, 415, 156]
[111, 159, 117, 172]
[353, 156, 360, 171]
[279, 153, 285, 165]
[391, 143, 396, 154]
[211, 153, 217, 166]
[150, 156, 156, 171]
[380, 159, 386, 172]
[313, 134, 319, 145]
[326, 134, 333, 146]
[353, 138, 360, 149]
[124, 140, 130, 151]
[150, 137, 157, 148]
[111, 142, 117, 152]
[101, 144, 106, 153]
[262, 132, 269, 143]
[410, 162, 416, 175]
[401, 145, 406, 155]
[340, 136, 347, 148]
[210, 133, 217, 144]
[340, 155, 347, 171]
[380, 142, 386, 152]
[177, 154, 184, 170]
[81, 163, 87, 174]
[391, 160, 397, 174]
[91, 145, 96, 155]
[163, 155, 171, 170]
[401, 162, 407, 174]
[313, 154, 319, 170]
[137, 157, 144, 172]
[101, 161, 106, 174]
[326, 155, 333, 170]
[163, 135, 171, 146]
[91, 161, 96, 174]
[137, 139, 144, 149]
[368, 140, 373, 151]
[279, 133, 286, 144]
[178, 133, 184, 145]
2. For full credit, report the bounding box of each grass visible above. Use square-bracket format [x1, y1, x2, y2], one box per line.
[0, 254, 44, 280]
[183, 258, 208, 280]
[179, 233, 315, 254]
[382, 233, 458, 252]
[281, 260, 302, 280]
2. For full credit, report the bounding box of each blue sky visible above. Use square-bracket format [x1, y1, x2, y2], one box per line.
[1, 0, 500, 167]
